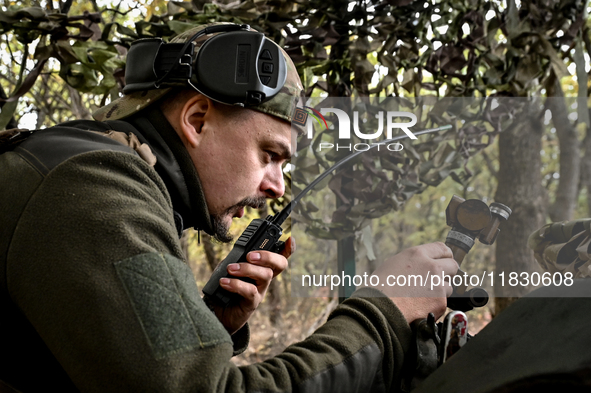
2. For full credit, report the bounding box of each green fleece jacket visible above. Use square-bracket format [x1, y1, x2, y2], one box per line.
[0, 109, 412, 392]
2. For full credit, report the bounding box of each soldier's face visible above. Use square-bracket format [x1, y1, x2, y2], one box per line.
[190, 107, 294, 242]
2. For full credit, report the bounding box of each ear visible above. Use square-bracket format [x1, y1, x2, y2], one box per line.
[178, 93, 212, 149]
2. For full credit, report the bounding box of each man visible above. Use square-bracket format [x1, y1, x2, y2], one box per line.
[0, 23, 456, 392]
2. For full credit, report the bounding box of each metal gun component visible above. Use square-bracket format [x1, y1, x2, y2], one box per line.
[408, 195, 509, 389]
[407, 313, 440, 391]
[445, 195, 511, 311]
[408, 311, 472, 389]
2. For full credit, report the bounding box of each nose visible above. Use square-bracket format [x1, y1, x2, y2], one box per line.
[261, 165, 285, 199]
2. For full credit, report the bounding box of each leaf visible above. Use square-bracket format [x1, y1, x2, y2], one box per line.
[168, 20, 197, 34]
[401, 68, 415, 93]
[306, 201, 320, 213]
[538, 37, 569, 79]
[431, 143, 456, 167]
[168, 1, 192, 14]
[0, 55, 50, 104]
[54, 41, 79, 64]
[514, 56, 542, 88]
[360, 225, 376, 261]
[450, 171, 468, 186]
[0, 100, 18, 130]
[59, 63, 99, 92]
[387, 0, 415, 6]
[0, 6, 47, 23]
[88, 48, 116, 66]
[354, 37, 372, 54]
[116, 23, 138, 39]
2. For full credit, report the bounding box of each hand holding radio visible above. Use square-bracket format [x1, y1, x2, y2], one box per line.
[208, 237, 294, 335]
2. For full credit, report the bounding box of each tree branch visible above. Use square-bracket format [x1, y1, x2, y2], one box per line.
[60, 0, 74, 14]
[480, 150, 498, 179]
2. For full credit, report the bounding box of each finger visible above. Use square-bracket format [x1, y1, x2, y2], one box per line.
[247, 250, 288, 278]
[438, 257, 460, 275]
[219, 277, 259, 304]
[445, 281, 453, 297]
[429, 258, 457, 296]
[279, 237, 296, 259]
[424, 242, 454, 260]
[427, 257, 459, 280]
[227, 263, 274, 288]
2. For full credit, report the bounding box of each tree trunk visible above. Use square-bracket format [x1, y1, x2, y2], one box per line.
[581, 129, 591, 215]
[67, 85, 91, 120]
[494, 102, 546, 315]
[327, 16, 356, 301]
[576, 33, 591, 216]
[546, 76, 580, 222]
[267, 278, 282, 326]
[0, 85, 18, 130]
[60, 0, 73, 14]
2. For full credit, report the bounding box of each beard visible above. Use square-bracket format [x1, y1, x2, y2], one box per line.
[211, 196, 267, 243]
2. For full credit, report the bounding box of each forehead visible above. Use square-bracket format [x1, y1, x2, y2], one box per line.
[246, 111, 297, 154]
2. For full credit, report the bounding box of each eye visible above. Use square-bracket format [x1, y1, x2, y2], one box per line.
[265, 150, 279, 161]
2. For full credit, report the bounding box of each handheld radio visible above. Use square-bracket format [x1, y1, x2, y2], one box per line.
[202, 125, 452, 306]
[202, 207, 291, 305]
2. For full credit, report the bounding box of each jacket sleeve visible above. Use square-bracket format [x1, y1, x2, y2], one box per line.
[6, 150, 413, 393]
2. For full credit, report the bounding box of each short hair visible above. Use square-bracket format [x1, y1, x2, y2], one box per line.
[159, 88, 249, 120]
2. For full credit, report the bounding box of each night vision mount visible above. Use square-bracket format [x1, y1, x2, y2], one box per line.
[123, 24, 287, 106]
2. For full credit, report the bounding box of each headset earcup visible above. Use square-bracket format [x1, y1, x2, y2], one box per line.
[194, 31, 287, 105]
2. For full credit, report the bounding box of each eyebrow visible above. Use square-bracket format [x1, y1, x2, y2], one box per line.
[274, 140, 293, 160]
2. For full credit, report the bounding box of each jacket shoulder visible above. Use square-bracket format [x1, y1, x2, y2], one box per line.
[15, 120, 140, 176]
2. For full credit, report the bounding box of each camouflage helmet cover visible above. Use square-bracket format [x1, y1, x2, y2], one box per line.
[93, 23, 303, 123]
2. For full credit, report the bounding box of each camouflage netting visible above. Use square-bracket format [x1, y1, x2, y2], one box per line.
[529, 219, 591, 278]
